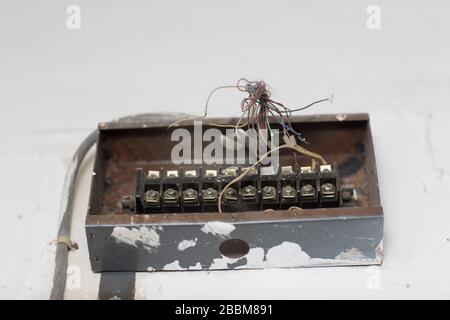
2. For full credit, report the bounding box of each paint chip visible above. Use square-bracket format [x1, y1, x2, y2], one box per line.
[265, 241, 311, 267]
[201, 221, 235, 237]
[111, 226, 160, 253]
[188, 262, 202, 270]
[177, 238, 197, 251]
[163, 260, 185, 271]
[335, 248, 365, 261]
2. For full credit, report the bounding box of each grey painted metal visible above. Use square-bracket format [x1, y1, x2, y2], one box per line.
[98, 272, 136, 300]
[87, 215, 383, 272]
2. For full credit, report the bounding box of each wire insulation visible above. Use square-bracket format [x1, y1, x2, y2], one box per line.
[218, 143, 327, 213]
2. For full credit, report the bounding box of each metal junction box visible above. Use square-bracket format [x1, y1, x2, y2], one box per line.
[86, 113, 383, 272]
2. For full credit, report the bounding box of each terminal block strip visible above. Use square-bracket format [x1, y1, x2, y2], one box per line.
[121, 164, 341, 214]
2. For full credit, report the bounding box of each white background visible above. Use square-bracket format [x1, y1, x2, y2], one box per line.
[0, 0, 449, 299]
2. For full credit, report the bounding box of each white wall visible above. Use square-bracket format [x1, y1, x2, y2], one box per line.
[0, 0, 449, 299]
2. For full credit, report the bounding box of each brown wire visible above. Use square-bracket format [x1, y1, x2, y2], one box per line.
[218, 144, 327, 213]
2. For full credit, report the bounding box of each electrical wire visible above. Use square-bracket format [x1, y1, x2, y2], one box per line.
[49, 113, 193, 300]
[218, 143, 327, 213]
[290, 95, 334, 113]
[168, 85, 245, 128]
[50, 130, 98, 300]
[50, 80, 331, 298]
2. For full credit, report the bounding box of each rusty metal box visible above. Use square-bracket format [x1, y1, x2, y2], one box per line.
[86, 113, 383, 272]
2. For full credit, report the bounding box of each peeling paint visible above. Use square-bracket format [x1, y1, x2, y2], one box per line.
[163, 260, 185, 271]
[201, 221, 235, 237]
[112, 225, 380, 271]
[111, 226, 160, 252]
[209, 256, 240, 270]
[188, 262, 202, 270]
[375, 240, 384, 263]
[177, 238, 197, 251]
[235, 247, 265, 269]
[212, 242, 311, 269]
[265, 242, 311, 267]
[244, 248, 265, 267]
[335, 248, 366, 260]
[208, 241, 378, 270]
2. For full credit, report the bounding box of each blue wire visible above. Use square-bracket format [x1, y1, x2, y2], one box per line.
[277, 119, 306, 142]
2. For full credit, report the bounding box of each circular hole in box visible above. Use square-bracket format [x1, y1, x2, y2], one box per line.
[219, 239, 250, 259]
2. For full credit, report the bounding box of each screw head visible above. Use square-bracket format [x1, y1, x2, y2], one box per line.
[242, 185, 256, 200]
[243, 186, 253, 194]
[203, 188, 218, 202]
[223, 187, 238, 202]
[282, 185, 296, 200]
[145, 190, 160, 206]
[321, 183, 335, 193]
[284, 186, 294, 194]
[165, 188, 177, 196]
[262, 185, 277, 201]
[300, 184, 316, 198]
[148, 190, 158, 199]
[262, 186, 273, 195]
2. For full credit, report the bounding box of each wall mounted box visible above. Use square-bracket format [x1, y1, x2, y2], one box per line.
[86, 113, 383, 272]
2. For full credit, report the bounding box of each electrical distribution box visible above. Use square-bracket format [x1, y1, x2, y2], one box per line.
[86, 113, 383, 272]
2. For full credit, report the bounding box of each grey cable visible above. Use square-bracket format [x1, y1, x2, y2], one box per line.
[50, 130, 98, 300]
[49, 113, 191, 300]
